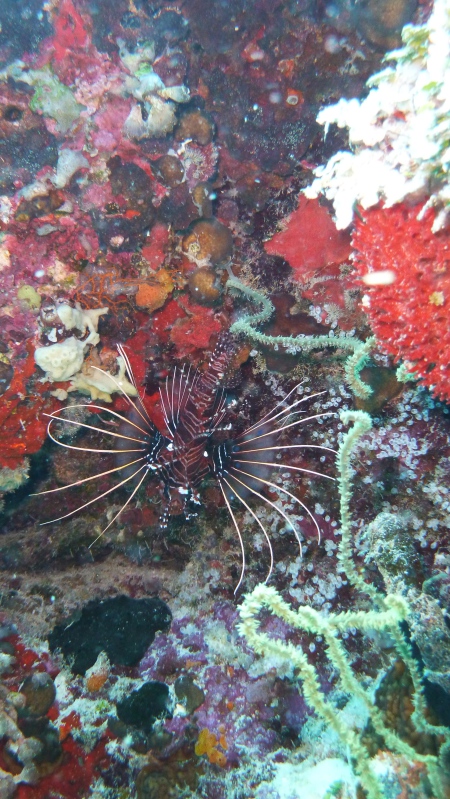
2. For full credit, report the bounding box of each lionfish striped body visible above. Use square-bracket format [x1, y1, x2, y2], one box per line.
[38, 334, 336, 591]
[157, 334, 231, 512]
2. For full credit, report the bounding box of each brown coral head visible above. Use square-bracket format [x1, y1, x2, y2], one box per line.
[175, 110, 215, 146]
[182, 218, 233, 267]
[188, 267, 223, 305]
[153, 154, 185, 188]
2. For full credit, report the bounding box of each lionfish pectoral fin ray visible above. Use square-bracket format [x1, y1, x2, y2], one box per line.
[44, 412, 146, 445]
[89, 364, 152, 430]
[277, 411, 338, 434]
[231, 465, 321, 545]
[237, 381, 306, 437]
[240, 412, 338, 447]
[222, 475, 274, 585]
[31, 457, 146, 496]
[171, 367, 176, 426]
[89, 466, 149, 547]
[226, 469, 303, 558]
[39, 463, 148, 526]
[116, 344, 137, 391]
[234, 459, 336, 482]
[46, 402, 151, 438]
[46, 426, 145, 455]
[238, 390, 327, 439]
[218, 480, 246, 595]
[237, 444, 337, 455]
[117, 344, 146, 403]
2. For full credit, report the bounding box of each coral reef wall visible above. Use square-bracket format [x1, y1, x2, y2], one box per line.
[1, 0, 450, 797]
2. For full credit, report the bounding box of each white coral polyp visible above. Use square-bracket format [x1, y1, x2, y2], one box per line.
[305, 150, 416, 230]
[35, 336, 86, 382]
[307, 0, 450, 230]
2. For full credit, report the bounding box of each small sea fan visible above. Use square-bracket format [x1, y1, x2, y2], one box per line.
[36, 338, 336, 591]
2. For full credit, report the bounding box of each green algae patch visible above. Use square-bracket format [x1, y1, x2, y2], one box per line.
[17, 284, 41, 309]
[29, 67, 85, 133]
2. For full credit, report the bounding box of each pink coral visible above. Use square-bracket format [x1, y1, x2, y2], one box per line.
[263, 195, 358, 327]
[264, 195, 351, 281]
[0, 344, 60, 470]
[52, 0, 91, 63]
[169, 299, 223, 357]
[352, 202, 450, 402]
[151, 297, 223, 358]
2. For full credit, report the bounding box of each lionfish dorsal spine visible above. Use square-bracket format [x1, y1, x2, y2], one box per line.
[188, 332, 236, 419]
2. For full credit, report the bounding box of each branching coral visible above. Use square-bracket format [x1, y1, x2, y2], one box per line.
[227, 276, 375, 399]
[305, 0, 450, 231]
[238, 410, 450, 799]
[0, 682, 42, 797]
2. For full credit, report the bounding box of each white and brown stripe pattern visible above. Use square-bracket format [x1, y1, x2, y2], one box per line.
[35, 335, 336, 591]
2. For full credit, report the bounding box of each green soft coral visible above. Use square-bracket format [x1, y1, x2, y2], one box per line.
[227, 276, 375, 399]
[238, 410, 450, 799]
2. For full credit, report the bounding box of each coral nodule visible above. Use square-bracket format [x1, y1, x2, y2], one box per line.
[182, 218, 233, 267]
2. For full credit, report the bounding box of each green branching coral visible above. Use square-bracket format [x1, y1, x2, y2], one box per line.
[227, 277, 375, 399]
[238, 410, 450, 799]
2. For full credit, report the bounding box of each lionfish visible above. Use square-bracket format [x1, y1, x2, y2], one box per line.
[37, 334, 336, 591]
